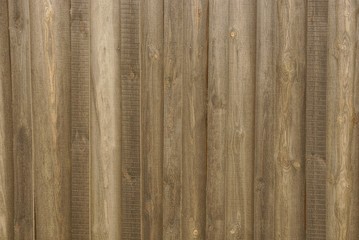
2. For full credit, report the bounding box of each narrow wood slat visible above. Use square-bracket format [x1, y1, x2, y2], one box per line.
[326, 0, 359, 239]
[71, 0, 90, 239]
[206, 0, 229, 238]
[30, 1, 71, 238]
[140, 0, 164, 239]
[163, 0, 183, 238]
[225, 0, 256, 238]
[274, 0, 306, 238]
[0, 1, 14, 239]
[8, 0, 34, 239]
[305, 0, 328, 239]
[254, 0, 276, 239]
[90, 0, 121, 238]
[181, 0, 208, 239]
[120, 0, 141, 238]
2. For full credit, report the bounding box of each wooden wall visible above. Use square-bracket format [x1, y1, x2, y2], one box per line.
[0, 0, 358, 239]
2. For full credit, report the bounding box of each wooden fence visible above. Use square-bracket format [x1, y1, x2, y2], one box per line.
[0, 0, 358, 239]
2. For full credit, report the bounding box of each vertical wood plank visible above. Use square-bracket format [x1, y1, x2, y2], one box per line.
[30, 0, 71, 238]
[140, 0, 164, 239]
[90, 0, 121, 238]
[163, 0, 183, 239]
[0, 1, 13, 239]
[8, 0, 34, 238]
[71, 0, 90, 239]
[182, 0, 208, 239]
[327, 0, 359, 239]
[206, 0, 228, 238]
[274, 0, 306, 239]
[254, 0, 275, 239]
[306, 0, 328, 238]
[120, 0, 141, 238]
[226, 1, 256, 239]
[351, 23, 359, 238]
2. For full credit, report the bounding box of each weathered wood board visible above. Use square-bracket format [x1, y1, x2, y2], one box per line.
[0, 0, 358, 239]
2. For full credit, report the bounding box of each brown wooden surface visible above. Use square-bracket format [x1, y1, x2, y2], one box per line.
[0, 0, 14, 239]
[1, 0, 359, 239]
[30, 0, 72, 239]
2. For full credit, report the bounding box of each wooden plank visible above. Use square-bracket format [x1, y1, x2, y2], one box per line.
[206, 0, 228, 238]
[182, 0, 208, 239]
[254, 0, 275, 239]
[120, 0, 141, 238]
[30, 1, 71, 238]
[305, 1, 328, 238]
[90, 0, 121, 238]
[225, 0, 256, 239]
[0, 1, 14, 239]
[8, 0, 34, 238]
[326, 0, 359, 239]
[71, 0, 90, 239]
[140, 0, 163, 239]
[163, 0, 183, 238]
[351, 27, 359, 239]
[274, 0, 306, 239]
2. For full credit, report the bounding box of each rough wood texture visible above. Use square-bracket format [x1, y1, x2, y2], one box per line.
[2, 1, 359, 239]
[306, 0, 328, 238]
[327, 0, 359, 239]
[0, 0, 14, 239]
[120, 0, 141, 238]
[226, 1, 256, 239]
[274, 0, 306, 239]
[140, 0, 164, 239]
[163, 0, 183, 239]
[8, 0, 34, 239]
[206, 0, 228, 238]
[71, 0, 90, 239]
[181, 1, 208, 240]
[90, 0, 121, 239]
[30, 0, 71, 238]
[254, 0, 275, 239]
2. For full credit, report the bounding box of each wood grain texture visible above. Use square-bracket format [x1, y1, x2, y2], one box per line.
[30, 0, 71, 238]
[306, 0, 328, 238]
[8, 0, 34, 238]
[120, 0, 141, 238]
[254, 0, 275, 239]
[90, 0, 121, 239]
[140, 0, 164, 239]
[226, 1, 256, 239]
[327, 0, 359, 239]
[163, 0, 183, 239]
[182, 1, 208, 239]
[206, 0, 228, 238]
[0, 0, 14, 239]
[71, 0, 90, 239]
[274, 0, 306, 239]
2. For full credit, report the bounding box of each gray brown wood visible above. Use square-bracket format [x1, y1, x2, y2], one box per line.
[71, 0, 90, 239]
[0, 0, 14, 239]
[8, 0, 34, 239]
[2, 2, 359, 239]
[226, 1, 256, 239]
[120, 0, 141, 239]
[90, 0, 121, 239]
[326, 0, 359, 239]
[206, 0, 228, 238]
[163, 0, 183, 239]
[182, 1, 208, 239]
[30, 0, 71, 238]
[254, 0, 276, 238]
[274, 0, 306, 239]
[306, 0, 329, 239]
[140, 0, 164, 239]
